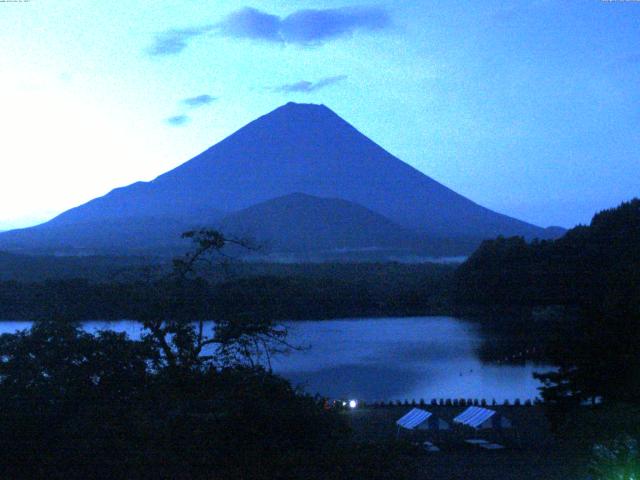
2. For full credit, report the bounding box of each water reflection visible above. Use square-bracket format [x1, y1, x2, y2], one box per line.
[271, 317, 547, 402]
[285, 364, 426, 401]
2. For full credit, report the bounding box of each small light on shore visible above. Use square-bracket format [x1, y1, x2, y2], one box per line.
[349, 399, 357, 409]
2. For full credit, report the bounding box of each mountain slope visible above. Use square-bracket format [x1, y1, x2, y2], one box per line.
[0, 102, 561, 256]
[217, 193, 422, 255]
[0, 213, 223, 255]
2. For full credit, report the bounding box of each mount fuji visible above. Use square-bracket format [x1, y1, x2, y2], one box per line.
[0, 102, 562, 258]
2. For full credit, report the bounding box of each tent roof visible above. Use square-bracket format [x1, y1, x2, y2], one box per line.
[396, 408, 432, 429]
[453, 406, 496, 428]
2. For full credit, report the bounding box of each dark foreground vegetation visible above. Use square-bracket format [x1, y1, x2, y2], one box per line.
[0, 317, 636, 480]
[0, 321, 413, 479]
[1, 318, 634, 480]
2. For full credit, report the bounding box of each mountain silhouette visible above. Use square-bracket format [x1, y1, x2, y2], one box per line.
[218, 193, 422, 255]
[0, 102, 562, 257]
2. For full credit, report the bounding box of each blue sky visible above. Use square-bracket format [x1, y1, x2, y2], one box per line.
[1, 0, 638, 230]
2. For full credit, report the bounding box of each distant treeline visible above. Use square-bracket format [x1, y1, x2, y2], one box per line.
[0, 263, 455, 321]
[0, 251, 159, 283]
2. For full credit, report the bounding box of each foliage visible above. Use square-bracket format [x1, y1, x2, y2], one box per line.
[0, 320, 153, 408]
[452, 198, 640, 309]
[133, 229, 295, 370]
[590, 436, 640, 480]
[0, 263, 454, 321]
[0, 319, 411, 479]
[454, 199, 640, 431]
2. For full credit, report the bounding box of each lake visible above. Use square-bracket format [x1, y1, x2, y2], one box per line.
[0, 316, 547, 402]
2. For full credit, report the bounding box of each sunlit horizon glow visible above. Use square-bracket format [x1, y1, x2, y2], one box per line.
[1, 1, 639, 231]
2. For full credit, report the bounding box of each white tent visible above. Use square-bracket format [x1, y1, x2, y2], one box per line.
[453, 406, 512, 430]
[396, 408, 450, 431]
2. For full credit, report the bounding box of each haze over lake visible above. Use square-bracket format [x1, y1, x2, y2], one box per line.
[0, 316, 545, 402]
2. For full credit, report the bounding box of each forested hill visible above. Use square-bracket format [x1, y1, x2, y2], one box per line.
[452, 199, 640, 308]
[0, 262, 454, 321]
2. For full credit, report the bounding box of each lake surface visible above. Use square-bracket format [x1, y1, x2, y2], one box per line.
[0, 317, 547, 402]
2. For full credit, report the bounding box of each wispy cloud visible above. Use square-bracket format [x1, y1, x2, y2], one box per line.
[164, 95, 215, 126]
[147, 6, 390, 56]
[165, 115, 190, 126]
[221, 6, 390, 44]
[181, 94, 217, 107]
[274, 75, 348, 93]
[148, 26, 214, 56]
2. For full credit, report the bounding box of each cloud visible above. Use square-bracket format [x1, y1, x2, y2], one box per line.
[181, 94, 217, 107]
[219, 7, 282, 42]
[164, 96, 216, 127]
[280, 7, 389, 44]
[147, 6, 390, 55]
[148, 26, 214, 56]
[220, 6, 390, 44]
[165, 115, 190, 126]
[274, 75, 347, 93]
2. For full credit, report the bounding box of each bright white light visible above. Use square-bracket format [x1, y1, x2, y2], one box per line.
[0, 75, 166, 229]
[349, 399, 357, 409]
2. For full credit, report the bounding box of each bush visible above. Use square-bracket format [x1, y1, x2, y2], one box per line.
[590, 436, 640, 480]
[0, 320, 415, 480]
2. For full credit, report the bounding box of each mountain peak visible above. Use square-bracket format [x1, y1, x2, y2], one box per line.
[283, 101, 324, 108]
[281, 101, 328, 110]
[258, 101, 341, 126]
